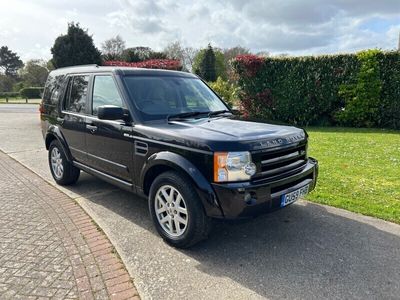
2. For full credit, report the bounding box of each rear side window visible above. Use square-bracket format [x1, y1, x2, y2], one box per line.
[42, 75, 54, 104]
[43, 74, 66, 106]
[64, 75, 89, 113]
[92, 75, 123, 115]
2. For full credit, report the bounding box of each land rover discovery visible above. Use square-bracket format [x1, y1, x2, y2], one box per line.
[40, 65, 318, 248]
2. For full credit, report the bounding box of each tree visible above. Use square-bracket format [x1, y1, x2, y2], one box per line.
[182, 47, 198, 72]
[223, 46, 250, 81]
[0, 74, 15, 92]
[200, 44, 217, 81]
[51, 23, 101, 68]
[193, 45, 225, 81]
[163, 41, 198, 72]
[101, 35, 126, 61]
[20, 59, 49, 87]
[223, 46, 250, 65]
[121, 46, 166, 63]
[256, 51, 270, 57]
[0, 46, 23, 77]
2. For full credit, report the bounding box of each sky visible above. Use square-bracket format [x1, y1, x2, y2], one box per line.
[0, 0, 399, 61]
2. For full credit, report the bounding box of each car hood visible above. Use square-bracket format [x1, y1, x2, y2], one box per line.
[136, 117, 307, 152]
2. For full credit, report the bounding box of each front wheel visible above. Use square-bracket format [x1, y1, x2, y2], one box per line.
[149, 171, 211, 248]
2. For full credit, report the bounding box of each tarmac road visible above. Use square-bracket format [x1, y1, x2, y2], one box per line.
[1, 104, 399, 299]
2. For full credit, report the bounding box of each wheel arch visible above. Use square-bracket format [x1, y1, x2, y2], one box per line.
[45, 126, 73, 162]
[141, 152, 224, 218]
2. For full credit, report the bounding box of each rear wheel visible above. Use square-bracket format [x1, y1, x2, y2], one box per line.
[48, 140, 80, 185]
[149, 171, 211, 248]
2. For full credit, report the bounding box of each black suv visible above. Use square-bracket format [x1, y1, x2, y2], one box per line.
[40, 65, 318, 248]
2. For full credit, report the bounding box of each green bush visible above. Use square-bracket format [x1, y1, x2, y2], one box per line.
[0, 91, 19, 98]
[208, 77, 239, 107]
[232, 51, 400, 129]
[19, 87, 44, 99]
[337, 50, 382, 127]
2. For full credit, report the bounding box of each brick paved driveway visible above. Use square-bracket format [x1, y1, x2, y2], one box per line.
[0, 151, 139, 300]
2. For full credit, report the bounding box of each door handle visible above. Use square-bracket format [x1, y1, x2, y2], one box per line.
[86, 124, 97, 133]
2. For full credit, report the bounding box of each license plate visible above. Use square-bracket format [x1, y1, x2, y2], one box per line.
[280, 184, 309, 207]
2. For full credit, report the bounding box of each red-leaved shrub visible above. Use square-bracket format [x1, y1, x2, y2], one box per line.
[103, 59, 182, 71]
[234, 55, 265, 77]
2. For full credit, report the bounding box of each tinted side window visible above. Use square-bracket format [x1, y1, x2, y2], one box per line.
[64, 75, 89, 113]
[50, 75, 66, 105]
[42, 74, 54, 104]
[43, 74, 66, 106]
[92, 75, 123, 115]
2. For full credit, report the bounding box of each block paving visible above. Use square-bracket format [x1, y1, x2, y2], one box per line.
[0, 151, 139, 300]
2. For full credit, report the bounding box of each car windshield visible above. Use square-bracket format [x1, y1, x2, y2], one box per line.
[123, 75, 229, 121]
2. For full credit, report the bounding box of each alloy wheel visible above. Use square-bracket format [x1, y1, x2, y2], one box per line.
[154, 185, 188, 237]
[50, 147, 64, 179]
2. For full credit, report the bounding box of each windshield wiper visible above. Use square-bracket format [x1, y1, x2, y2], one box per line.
[167, 110, 232, 121]
[167, 111, 209, 121]
[208, 110, 232, 117]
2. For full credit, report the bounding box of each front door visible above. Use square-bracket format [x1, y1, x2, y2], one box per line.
[60, 75, 90, 163]
[85, 74, 134, 183]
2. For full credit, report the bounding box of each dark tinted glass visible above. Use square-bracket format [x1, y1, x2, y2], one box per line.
[123, 76, 227, 120]
[64, 75, 89, 113]
[43, 74, 66, 106]
[42, 75, 54, 104]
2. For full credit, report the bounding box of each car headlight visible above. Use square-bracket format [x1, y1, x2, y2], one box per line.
[214, 151, 257, 182]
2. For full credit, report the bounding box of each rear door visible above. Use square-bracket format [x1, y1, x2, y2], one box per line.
[85, 74, 134, 183]
[60, 75, 90, 163]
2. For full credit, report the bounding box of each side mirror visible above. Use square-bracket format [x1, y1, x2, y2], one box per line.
[97, 105, 130, 122]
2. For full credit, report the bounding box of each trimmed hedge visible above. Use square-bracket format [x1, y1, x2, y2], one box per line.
[19, 87, 44, 99]
[232, 51, 400, 129]
[0, 92, 20, 98]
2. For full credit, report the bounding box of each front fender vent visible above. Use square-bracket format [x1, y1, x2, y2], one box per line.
[135, 141, 148, 156]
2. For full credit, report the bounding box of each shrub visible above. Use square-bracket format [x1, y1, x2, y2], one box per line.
[208, 77, 239, 107]
[337, 50, 382, 127]
[19, 87, 44, 99]
[103, 59, 182, 71]
[232, 51, 400, 129]
[0, 91, 19, 98]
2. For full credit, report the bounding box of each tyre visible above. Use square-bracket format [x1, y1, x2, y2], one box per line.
[149, 171, 211, 248]
[48, 140, 80, 186]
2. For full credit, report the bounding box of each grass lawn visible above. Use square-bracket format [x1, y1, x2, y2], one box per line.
[0, 98, 41, 104]
[305, 127, 400, 224]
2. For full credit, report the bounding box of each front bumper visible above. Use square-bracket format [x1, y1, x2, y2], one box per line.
[212, 157, 319, 218]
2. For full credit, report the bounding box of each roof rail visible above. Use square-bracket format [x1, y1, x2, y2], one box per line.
[55, 64, 99, 70]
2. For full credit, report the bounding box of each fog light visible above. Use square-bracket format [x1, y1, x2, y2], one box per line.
[244, 162, 256, 176]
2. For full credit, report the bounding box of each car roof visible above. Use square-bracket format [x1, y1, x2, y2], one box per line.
[49, 65, 197, 78]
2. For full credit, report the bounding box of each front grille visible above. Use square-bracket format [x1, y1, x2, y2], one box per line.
[252, 142, 307, 182]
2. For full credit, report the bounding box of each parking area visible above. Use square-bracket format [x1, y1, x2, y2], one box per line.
[1, 104, 399, 299]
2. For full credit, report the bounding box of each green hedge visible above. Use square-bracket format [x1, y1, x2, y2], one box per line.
[19, 87, 44, 99]
[0, 92, 20, 98]
[232, 51, 400, 129]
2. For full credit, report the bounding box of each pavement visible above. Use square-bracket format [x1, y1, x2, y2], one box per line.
[0, 151, 139, 299]
[0, 104, 400, 299]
